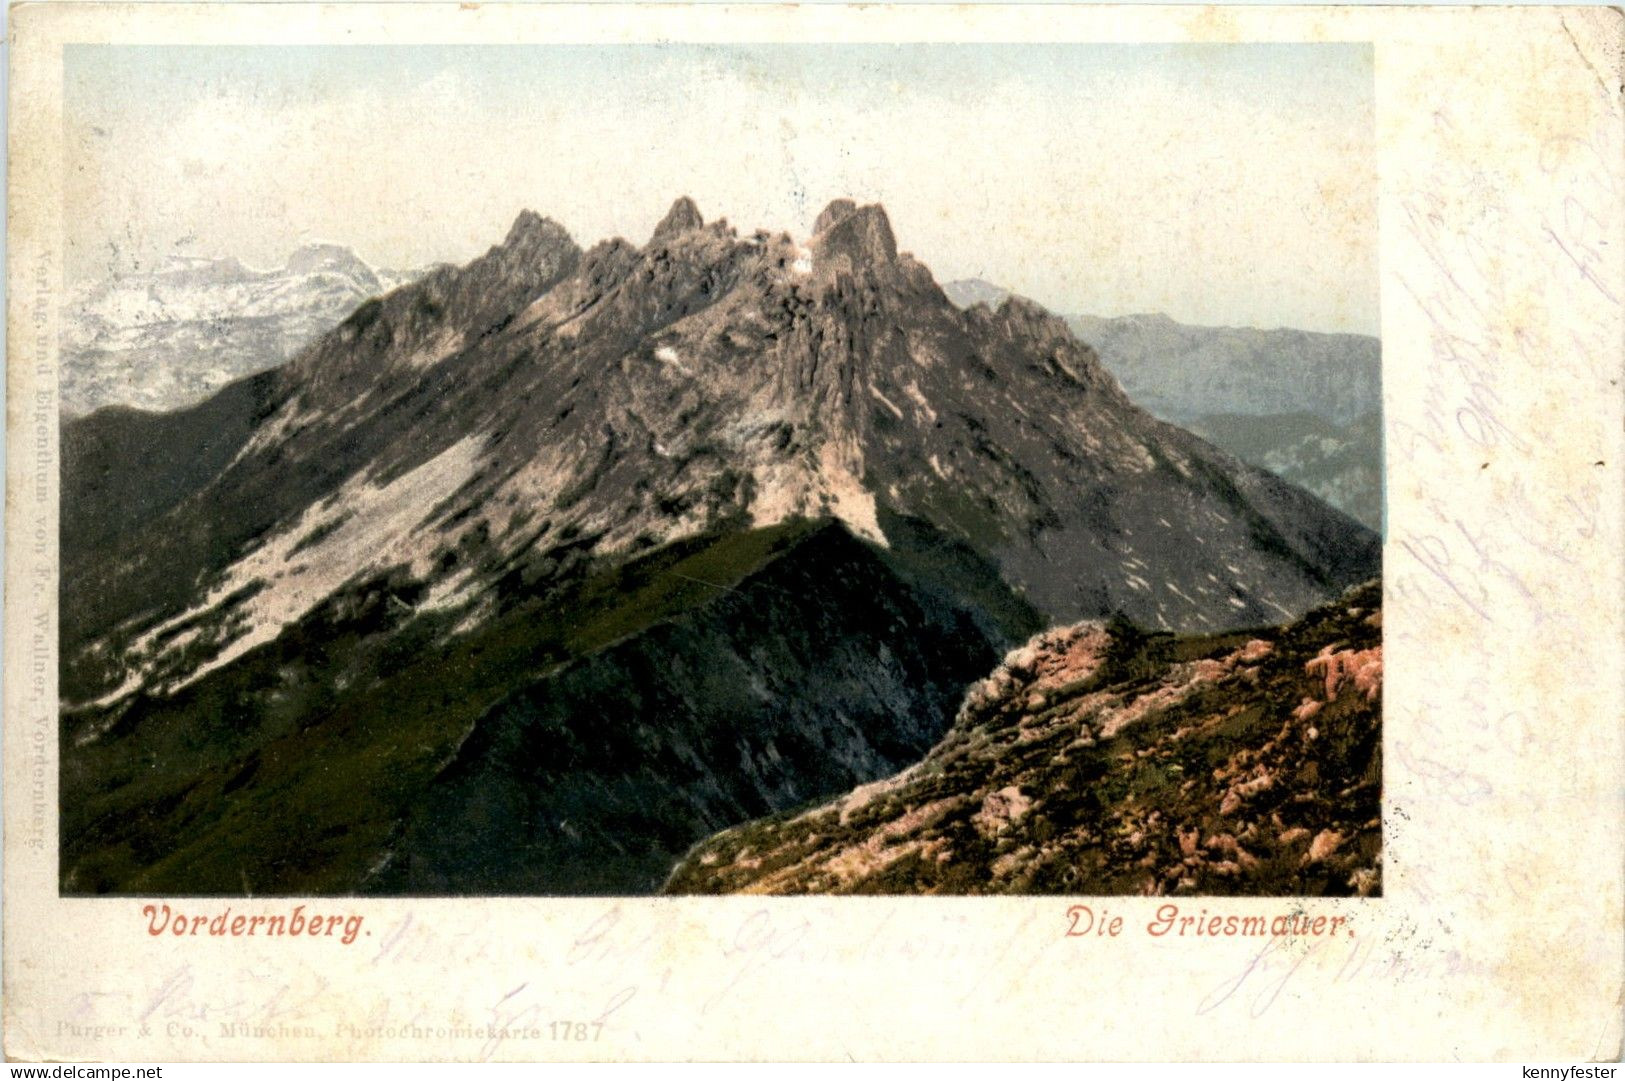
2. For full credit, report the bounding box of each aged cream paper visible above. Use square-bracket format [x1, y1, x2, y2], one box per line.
[6, 3, 1623, 1062]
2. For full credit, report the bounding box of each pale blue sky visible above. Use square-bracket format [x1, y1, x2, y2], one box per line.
[65, 43, 1376, 333]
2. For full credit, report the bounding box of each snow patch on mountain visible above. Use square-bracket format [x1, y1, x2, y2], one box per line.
[86, 435, 487, 707]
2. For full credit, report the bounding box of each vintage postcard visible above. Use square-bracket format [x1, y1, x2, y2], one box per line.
[5, 2, 1621, 1062]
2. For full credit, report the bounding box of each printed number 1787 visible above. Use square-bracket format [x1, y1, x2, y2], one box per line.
[551, 1021, 605, 1041]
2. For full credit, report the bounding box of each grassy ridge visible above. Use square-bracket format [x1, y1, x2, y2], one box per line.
[61, 520, 824, 895]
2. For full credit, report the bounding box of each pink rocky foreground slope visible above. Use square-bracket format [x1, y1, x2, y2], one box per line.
[666, 579, 1382, 896]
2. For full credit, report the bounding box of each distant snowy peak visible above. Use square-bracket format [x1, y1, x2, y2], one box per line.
[78, 242, 403, 321]
[942, 277, 1011, 310]
[62, 244, 428, 417]
[284, 241, 378, 280]
[150, 254, 256, 288]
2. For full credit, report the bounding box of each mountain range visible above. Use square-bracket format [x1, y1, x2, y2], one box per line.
[943, 280, 1383, 529]
[60, 198, 1379, 896]
[61, 244, 425, 417]
[61, 252, 1383, 529]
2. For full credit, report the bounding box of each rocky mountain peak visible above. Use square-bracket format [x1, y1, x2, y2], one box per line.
[811, 199, 897, 268]
[813, 198, 859, 234]
[499, 209, 577, 262]
[476, 210, 582, 299]
[651, 196, 706, 244]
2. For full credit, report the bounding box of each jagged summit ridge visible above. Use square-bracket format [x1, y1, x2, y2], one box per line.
[62, 196, 1379, 716]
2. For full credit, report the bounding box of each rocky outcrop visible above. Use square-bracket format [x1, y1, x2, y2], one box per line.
[666, 580, 1382, 896]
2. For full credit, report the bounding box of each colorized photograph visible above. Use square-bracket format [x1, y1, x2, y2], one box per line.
[57, 42, 1382, 897]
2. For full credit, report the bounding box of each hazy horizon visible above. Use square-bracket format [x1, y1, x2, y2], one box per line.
[65, 42, 1377, 335]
